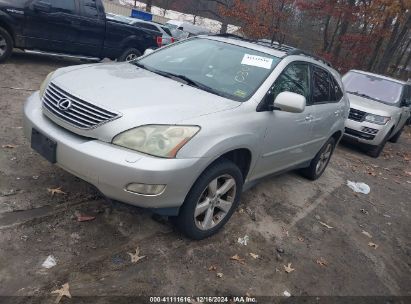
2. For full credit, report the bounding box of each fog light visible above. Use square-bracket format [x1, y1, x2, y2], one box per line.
[125, 183, 166, 196]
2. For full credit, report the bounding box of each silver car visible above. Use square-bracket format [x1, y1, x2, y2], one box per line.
[343, 70, 411, 157]
[23, 36, 349, 239]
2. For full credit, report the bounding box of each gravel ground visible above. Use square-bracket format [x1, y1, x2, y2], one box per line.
[0, 52, 411, 303]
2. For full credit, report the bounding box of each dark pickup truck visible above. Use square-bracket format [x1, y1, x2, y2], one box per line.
[0, 0, 161, 63]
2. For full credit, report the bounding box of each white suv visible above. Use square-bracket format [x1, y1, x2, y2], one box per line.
[343, 70, 411, 157]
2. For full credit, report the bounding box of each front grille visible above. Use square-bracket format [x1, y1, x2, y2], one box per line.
[345, 127, 375, 140]
[42, 83, 120, 129]
[348, 108, 366, 122]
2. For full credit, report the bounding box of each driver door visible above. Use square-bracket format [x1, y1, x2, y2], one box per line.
[252, 62, 317, 179]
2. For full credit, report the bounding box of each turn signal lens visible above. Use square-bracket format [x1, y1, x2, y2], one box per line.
[126, 183, 166, 196]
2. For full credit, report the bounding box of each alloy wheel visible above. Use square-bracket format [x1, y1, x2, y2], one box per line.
[125, 53, 138, 61]
[194, 174, 237, 231]
[315, 143, 333, 175]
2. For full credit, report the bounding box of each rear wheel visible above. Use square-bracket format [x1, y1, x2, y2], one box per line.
[0, 27, 13, 63]
[173, 159, 243, 240]
[301, 137, 336, 180]
[118, 48, 141, 62]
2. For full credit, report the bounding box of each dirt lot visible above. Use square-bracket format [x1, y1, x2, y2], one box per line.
[1, 53, 411, 303]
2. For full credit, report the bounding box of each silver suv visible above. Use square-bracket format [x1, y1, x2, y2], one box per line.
[23, 35, 349, 239]
[343, 70, 411, 157]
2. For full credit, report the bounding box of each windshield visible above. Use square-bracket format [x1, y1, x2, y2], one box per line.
[135, 38, 281, 101]
[343, 71, 403, 105]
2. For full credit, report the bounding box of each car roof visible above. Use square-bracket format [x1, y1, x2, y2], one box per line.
[348, 70, 406, 85]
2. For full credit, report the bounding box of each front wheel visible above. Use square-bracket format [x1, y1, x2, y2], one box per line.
[173, 159, 243, 240]
[0, 27, 13, 63]
[301, 137, 336, 180]
[118, 48, 142, 62]
[389, 125, 404, 143]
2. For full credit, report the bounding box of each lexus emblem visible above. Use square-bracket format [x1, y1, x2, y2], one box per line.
[57, 98, 72, 111]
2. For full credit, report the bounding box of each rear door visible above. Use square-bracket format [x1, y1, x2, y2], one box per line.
[24, 0, 80, 53]
[253, 62, 316, 178]
[309, 65, 344, 152]
[74, 0, 105, 57]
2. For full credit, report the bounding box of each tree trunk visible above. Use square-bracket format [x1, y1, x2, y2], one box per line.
[332, 0, 355, 59]
[378, 14, 411, 73]
[367, 16, 392, 71]
[146, 0, 152, 12]
[220, 22, 228, 34]
[322, 14, 331, 52]
[327, 14, 341, 53]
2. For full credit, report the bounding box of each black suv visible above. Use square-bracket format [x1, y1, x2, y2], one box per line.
[0, 0, 161, 62]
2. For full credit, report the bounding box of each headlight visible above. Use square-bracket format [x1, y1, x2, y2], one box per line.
[39, 72, 54, 98]
[364, 114, 391, 125]
[112, 125, 200, 158]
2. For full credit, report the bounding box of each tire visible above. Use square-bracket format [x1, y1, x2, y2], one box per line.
[173, 159, 243, 240]
[118, 48, 141, 62]
[300, 137, 336, 181]
[389, 126, 404, 143]
[0, 27, 13, 63]
[367, 130, 391, 158]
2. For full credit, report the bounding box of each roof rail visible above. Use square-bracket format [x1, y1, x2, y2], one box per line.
[288, 49, 332, 67]
[212, 34, 333, 68]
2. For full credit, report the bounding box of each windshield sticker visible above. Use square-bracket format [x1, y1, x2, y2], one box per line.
[234, 89, 247, 98]
[241, 54, 273, 69]
[235, 67, 250, 83]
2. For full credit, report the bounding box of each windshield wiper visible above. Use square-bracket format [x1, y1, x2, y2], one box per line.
[347, 91, 378, 101]
[153, 70, 229, 98]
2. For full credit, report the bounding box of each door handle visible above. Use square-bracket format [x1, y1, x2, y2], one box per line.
[305, 115, 313, 121]
[334, 110, 340, 116]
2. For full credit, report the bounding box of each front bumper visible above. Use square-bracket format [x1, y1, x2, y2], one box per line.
[344, 118, 392, 146]
[23, 92, 209, 213]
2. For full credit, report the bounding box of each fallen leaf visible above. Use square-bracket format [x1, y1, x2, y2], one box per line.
[230, 254, 245, 264]
[368, 242, 379, 249]
[316, 257, 328, 267]
[283, 263, 295, 273]
[405, 171, 411, 176]
[51, 283, 71, 304]
[2, 144, 18, 149]
[216, 272, 223, 278]
[47, 187, 66, 196]
[208, 265, 217, 271]
[249, 253, 259, 259]
[77, 215, 95, 222]
[319, 221, 334, 229]
[361, 230, 372, 238]
[297, 237, 304, 242]
[128, 247, 146, 263]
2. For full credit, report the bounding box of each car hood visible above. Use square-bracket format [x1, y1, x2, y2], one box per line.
[48, 62, 240, 142]
[347, 93, 400, 116]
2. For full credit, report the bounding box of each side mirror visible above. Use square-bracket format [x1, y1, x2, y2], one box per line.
[273, 91, 306, 113]
[33, 1, 51, 13]
[143, 48, 155, 56]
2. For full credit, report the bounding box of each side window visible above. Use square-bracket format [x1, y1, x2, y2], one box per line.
[83, 0, 99, 18]
[161, 26, 173, 36]
[312, 66, 331, 104]
[330, 75, 343, 102]
[271, 63, 310, 103]
[50, 0, 76, 14]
